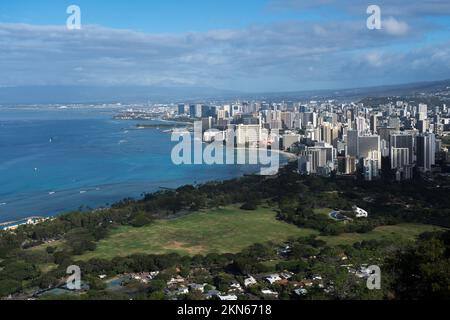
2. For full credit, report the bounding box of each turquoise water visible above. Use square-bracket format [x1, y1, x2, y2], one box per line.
[0, 106, 271, 223]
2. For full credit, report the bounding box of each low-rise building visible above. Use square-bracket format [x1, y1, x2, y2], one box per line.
[244, 276, 257, 287]
[218, 294, 238, 301]
[353, 206, 369, 218]
[265, 274, 282, 285]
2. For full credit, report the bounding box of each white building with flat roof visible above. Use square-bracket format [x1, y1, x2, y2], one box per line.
[353, 206, 369, 218]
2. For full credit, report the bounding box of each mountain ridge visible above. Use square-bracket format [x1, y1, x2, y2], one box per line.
[1, 79, 449, 105]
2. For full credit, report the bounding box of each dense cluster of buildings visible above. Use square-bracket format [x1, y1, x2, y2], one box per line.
[175, 99, 450, 181]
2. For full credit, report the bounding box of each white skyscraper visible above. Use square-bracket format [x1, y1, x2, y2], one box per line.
[418, 104, 428, 121]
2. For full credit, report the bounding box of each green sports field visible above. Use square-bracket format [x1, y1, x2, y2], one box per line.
[76, 206, 445, 261]
[77, 206, 318, 260]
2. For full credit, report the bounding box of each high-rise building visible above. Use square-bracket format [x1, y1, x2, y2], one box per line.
[378, 127, 398, 147]
[231, 104, 243, 116]
[418, 104, 428, 121]
[320, 123, 333, 145]
[345, 156, 357, 174]
[331, 125, 340, 148]
[293, 113, 302, 129]
[357, 134, 381, 178]
[346, 130, 359, 157]
[417, 119, 430, 133]
[281, 112, 295, 129]
[358, 134, 381, 164]
[370, 114, 378, 134]
[391, 147, 410, 169]
[178, 104, 186, 115]
[390, 133, 414, 165]
[301, 112, 317, 129]
[235, 124, 262, 147]
[217, 109, 228, 120]
[416, 133, 436, 172]
[189, 105, 196, 118]
[388, 117, 401, 131]
[364, 156, 380, 181]
[299, 143, 336, 175]
[201, 105, 216, 118]
[189, 104, 202, 118]
[282, 134, 301, 151]
[201, 117, 214, 131]
[381, 139, 390, 157]
[355, 116, 367, 134]
[305, 125, 320, 141]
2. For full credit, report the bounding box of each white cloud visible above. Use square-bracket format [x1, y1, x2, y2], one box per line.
[365, 52, 384, 67]
[383, 17, 410, 36]
[0, 20, 448, 91]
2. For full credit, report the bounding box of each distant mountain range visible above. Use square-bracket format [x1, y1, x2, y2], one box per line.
[0, 86, 241, 105]
[0, 79, 449, 105]
[244, 79, 450, 102]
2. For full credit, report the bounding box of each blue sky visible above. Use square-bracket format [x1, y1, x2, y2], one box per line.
[0, 0, 449, 92]
[0, 0, 320, 32]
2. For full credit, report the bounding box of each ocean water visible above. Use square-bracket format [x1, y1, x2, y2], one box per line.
[0, 106, 272, 223]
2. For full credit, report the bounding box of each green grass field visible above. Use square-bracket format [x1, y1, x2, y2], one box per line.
[76, 206, 446, 261]
[319, 223, 444, 246]
[77, 206, 318, 261]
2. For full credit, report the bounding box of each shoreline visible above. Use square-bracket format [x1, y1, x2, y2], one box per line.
[0, 150, 298, 229]
[0, 216, 47, 231]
